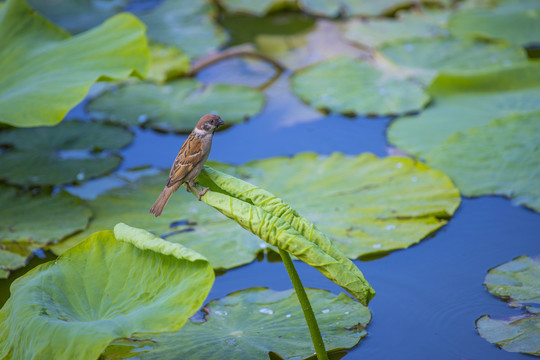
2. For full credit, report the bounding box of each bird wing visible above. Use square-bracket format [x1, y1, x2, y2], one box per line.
[166, 132, 205, 187]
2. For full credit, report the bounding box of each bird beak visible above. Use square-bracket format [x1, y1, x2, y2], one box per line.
[217, 118, 225, 127]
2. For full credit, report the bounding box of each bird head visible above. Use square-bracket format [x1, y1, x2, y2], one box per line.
[196, 114, 225, 134]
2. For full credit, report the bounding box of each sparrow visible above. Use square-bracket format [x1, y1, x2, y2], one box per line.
[150, 114, 224, 217]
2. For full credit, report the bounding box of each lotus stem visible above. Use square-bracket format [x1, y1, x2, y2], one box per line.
[186, 47, 285, 76]
[278, 249, 328, 360]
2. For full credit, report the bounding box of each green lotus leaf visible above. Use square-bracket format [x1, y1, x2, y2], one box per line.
[0, 223, 214, 360]
[0, 250, 27, 279]
[425, 112, 540, 211]
[476, 315, 540, 356]
[0, 121, 133, 186]
[343, 10, 450, 48]
[291, 56, 429, 116]
[208, 153, 460, 259]
[104, 288, 371, 359]
[26, 0, 227, 61]
[449, 0, 540, 46]
[380, 38, 527, 85]
[0, 185, 91, 245]
[218, 0, 297, 16]
[87, 79, 265, 133]
[26, 0, 126, 34]
[147, 43, 190, 84]
[50, 172, 265, 270]
[221, 12, 316, 48]
[298, 0, 447, 17]
[484, 254, 540, 306]
[0, 0, 149, 128]
[54, 153, 460, 269]
[387, 61, 540, 157]
[138, 0, 228, 60]
[476, 255, 540, 355]
[0, 184, 91, 276]
[194, 165, 375, 303]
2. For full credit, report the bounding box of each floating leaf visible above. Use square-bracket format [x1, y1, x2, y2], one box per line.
[138, 0, 228, 60]
[0, 185, 91, 244]
[476, 255, 540, 355]
[26, 0, 127, 34]
[0, 0, 149, 127]
[380, 38, 527, 85]
[291, 56, 429, 116]
[299, 0, 446, 17]
[387, 61, 540, 156]
[104, 288, 371, 359]
[476, 315, 540, 356]
[343, 10, 449, 48]
[209, 153, 460, 259]
[0, 224, 214, 360]
[54, 153, 460, 269]
[0, 184, 91, 276]
[50, 173, 265, 270]
[449, 0, 540, 46]
[218, 0, 296, 16]
[146, 43, 190, 84]
[221, 12, 316, 47]
[484, 254, 540, 306]
[0, 250, 26, 279]
[0, 121, 133, 186]
[26, 0, 227, 61]
[88, 79, 265, 133]
[194, 165, 375, 303]
[425, 112, 540, 211]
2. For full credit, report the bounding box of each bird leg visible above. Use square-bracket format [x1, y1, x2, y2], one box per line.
[186, 181, 209, 201]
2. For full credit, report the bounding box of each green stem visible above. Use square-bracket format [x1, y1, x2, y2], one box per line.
[279, 249, 328, 360]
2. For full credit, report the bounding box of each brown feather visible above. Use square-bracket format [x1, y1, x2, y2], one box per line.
[150, 114, 224, 217]
[150, 182, 181, 217]
[166, 132, 206, 187]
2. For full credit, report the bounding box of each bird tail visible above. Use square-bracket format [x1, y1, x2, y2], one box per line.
[150, 183, 180, 217]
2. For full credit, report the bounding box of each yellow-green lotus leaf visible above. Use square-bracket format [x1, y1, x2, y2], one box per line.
[0, 223, 214, 360]
[147, 43, 190, 84]
[193, 165, 375, 304]
[104, 288, 371, 359]
[27, 0, 227, 61]
[222, 153, 460, 259]
[50, 172, 265, 270]
[0, 0, 149, 127]
[54, 153, 460, 271]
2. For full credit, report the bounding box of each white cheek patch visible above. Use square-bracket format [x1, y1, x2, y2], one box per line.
[194, 127, 206, 135]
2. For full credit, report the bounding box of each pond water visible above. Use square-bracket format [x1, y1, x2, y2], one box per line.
[1, 10, 539, 360]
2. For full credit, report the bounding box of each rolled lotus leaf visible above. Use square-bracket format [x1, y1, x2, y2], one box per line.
[193, 166, 375, 305]
[0, 223, 214, 360]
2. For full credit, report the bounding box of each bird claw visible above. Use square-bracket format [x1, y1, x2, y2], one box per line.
[186, 182, 209, 200]
[197, 187, 210, 201]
